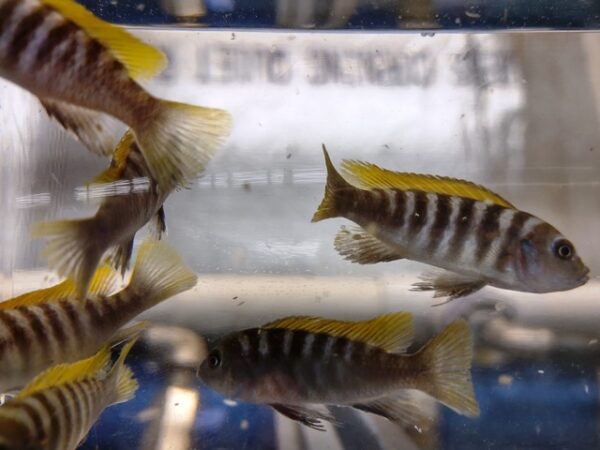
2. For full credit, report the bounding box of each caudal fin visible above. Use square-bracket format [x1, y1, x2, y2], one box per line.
[31, 219, 105, 299]
[126, 240, 197, 307]
[418, 320, 480, 417]
[135, 100, 231, 190]
[311, 145, 352, 222]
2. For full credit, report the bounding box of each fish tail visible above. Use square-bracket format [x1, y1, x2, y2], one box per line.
[311, 145, 352, 222]
[134, 100, 231, 190]
[126, 240, 197, 307]
[31, 219, 105, 298]
[417, 320, 480, 417]
[110, 334, 141, 404]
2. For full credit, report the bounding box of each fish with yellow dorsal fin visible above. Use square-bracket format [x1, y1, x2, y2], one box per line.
[0, 240, 196, 392]
[312, 146, 589, 300]
[0, 334, 139, 450]
[32, 131, 171, 297]
[0, 0, 231, 189]
[197, 313, 479, 431]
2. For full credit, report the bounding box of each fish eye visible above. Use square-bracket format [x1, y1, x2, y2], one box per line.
[207, 350, 222, 369]
[553, 239, 574, 260]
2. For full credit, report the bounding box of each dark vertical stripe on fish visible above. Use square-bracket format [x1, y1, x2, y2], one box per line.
[289, 330, 307, 361]
[83, 37, 104, 68]
[308, 333, 329, 360]
[408, 190, 428, 237]
[20, 401, 44, 441]
[7, 5, 48, 64]
[19, 308, 46, 347]
[33, 20, 78, 69]
[33, 393, 60, 450]
[84, 300, 104, 330]
[54, 387, 71, 446]
[71, 382, 90, 430]
[0, 0, 20, 37]
[39, 303, 67, 348]
[0, 310, 30, 355]
[427, 194, 451, 253]
[448, 197, 476, 260]
[245, 329, 260, 363]
[58, 301, 84, 343]
[389, 189, 406, 228]
[63, 384, 82, 444]
[494, 211, 530, 272]
[475, 203, 504, 263]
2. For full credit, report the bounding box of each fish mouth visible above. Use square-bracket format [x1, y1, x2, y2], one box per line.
[577, 267, 590, 285]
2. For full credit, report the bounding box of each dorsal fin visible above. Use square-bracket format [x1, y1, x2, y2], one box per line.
[89, 130, 135, 185]
[340, 160, 514, 208]
[40, 0, 166, 81]
[18, 345, 111, 398]
[263, 312, 414, 353]
[0, 264, 119, 310]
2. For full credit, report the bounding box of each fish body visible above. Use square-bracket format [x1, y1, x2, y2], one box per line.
[0, 335, 139, 450]
[0, 240, 196, 392]
[312, 147, 589, 299]
[198, 313, 479, 430]
[33, 131, 170, 295]
[0, 0, 231, 189]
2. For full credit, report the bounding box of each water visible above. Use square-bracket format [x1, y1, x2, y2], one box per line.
[2, 3, 600, 449]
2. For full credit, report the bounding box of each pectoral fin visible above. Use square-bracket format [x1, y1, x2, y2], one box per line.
[334, 226, 404, 264]
[411, 272, 486, 304]
[352, 391, 433, 428]
[271, 404, 337, 431]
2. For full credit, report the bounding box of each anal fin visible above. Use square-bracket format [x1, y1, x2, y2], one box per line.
[411, 272, 486, 304]
[40, 99, 125, 157]
[271, 404, 337, 431]
[334, 226, 403, 265]
[352, 391, 433, 428]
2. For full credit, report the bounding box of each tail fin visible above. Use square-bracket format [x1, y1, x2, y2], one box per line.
[31, 219, 105, 299]
[126, 240, 197, 308]
[109, 333, 141, 404]
[418, 320, 480, 417]
[311, 145, 352, 222]
[135, 100, 231, 190]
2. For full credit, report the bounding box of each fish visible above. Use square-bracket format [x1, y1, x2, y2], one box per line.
[0, 334, 139, 450]
[0, 0, 231, 189]
[197, 312, 479, 431]
[312, 146, 589, 301]
[32, 130, 171, 297]
[0, 239, 196, 392]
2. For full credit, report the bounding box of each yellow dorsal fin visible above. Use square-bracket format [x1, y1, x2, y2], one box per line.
[40, 0, 166, 80]
[340, 160, 514, 208]
[0, 264, 119, 311]
[263, 312, 414, 353]
[18, 345, 111, 398]
[90, 131, 135, 184]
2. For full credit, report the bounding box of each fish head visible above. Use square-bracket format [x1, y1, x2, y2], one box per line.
[515, 222, 589, 292]
[197, 333, 253, 398]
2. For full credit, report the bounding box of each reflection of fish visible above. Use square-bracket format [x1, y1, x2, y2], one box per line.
[33, 131, 171, 296]
[198, 313, 479, 430]
[0, 0, 230, 189]
[0, 335, 139, 450]
[312, 146, 589, 301]
[0, 240, 195, 392]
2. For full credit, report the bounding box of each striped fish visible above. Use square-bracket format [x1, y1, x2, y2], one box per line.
[198, 313, 479, 430]
[312, 146, 589, 300]
[32, 130, 170, 297]
[0, 0, 231, 189]
[0, 240, 196, 392]
[0, 334, 139, 450]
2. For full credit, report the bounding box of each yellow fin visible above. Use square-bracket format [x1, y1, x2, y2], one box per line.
[109, 332, 140, 403]
[418, 320, 480, 417]
[40, 0, 166, 80]
[264, 312, 414, 354]
[340, 160, 514, 208]
[90, 131, 135, 184]
[18, 345, 112, 398]
[0, 264, 119, 311]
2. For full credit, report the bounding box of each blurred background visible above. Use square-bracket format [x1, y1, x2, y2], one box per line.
[2, 1, 600, 449]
